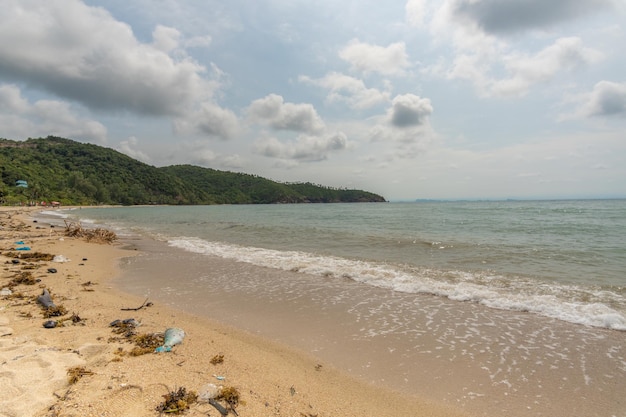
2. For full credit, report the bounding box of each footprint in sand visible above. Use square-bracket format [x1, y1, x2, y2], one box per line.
[79, 383, 169, 416]
[0, 316, 13, 337]
[0, 338, 85, 417]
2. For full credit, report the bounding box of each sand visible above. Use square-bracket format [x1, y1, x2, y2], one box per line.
[0, 206, 469, 417]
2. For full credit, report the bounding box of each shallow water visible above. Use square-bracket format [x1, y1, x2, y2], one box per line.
[51, 200, 626, 330]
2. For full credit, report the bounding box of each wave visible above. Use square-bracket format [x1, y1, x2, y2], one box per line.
[168, 236, 626, 331]
[38, 210, 70, 219]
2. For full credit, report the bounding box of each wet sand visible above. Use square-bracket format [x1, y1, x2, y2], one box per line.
[1, 206, 468, 417]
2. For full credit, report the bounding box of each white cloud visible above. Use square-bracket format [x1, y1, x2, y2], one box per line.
[419, 1, 607, 97]
[118, 136, 151, 162]
[189, 147, 218, 166]
[0, 0, 215, 117]
[387, 94, 433, 128]
[0, 83, 107, 142]
[152, 25, 212, 52]
[406, 0, 428, 27]
[0, 84, 29, 113]
[248, 94, 325, 134]
[365, 94, 436, 156]
[491, 37, 603, 97]
[184, 35, 212, 49]
[152, 25, 181, 53]
[578, 81, 626, 118]
[174, 102, 240, 139]
[339, 39, 410, 76]
[253, 131, 348, 161]
[170, 140, 245, 169]
[299, 72, 391, 109]
[220, 154, 245, 169]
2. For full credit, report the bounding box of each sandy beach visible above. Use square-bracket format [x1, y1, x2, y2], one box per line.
[0, 206, 469, 417]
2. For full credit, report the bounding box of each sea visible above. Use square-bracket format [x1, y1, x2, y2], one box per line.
[40, 200, 626, 416]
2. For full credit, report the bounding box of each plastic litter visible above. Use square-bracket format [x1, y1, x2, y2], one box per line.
[0, 288, 12, 296]
[47, 268, 57, 273]
[155, 327, 185, 352]
[43, 320, 57, 328]
[16, 247, 31, 251]
[53, 255, 70, 263]
[37, 289, 56, 309]
[14, 241, 25, 245]
[198, 384, 228, 416]
[198, 383, 220, 402]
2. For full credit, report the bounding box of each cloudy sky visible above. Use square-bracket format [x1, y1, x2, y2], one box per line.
[1, 0, 625, 200]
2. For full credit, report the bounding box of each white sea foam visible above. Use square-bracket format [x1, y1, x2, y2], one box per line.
[169, 237, 626, 331]
[39, 210, 69, 219]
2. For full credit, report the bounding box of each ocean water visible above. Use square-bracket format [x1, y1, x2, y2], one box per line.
[52, 200, 626, 331]
[42, 200, 626, 416]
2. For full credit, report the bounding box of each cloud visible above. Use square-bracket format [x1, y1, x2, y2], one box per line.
[417, 0, 607, 97]
[579, 81, 626, 117]
[450, 0, 617, 35]
[0, 0, 214, 116]
[299, 72, 391, 109]
[364, 94, 436, 158]
[406, 0, 428, 27]
[387, 94, 433, 128]
[152, 25, 181, 53]
[0, 83, 107, 142]
[168, 140, 245, 169]
[339, 39, 410, 76]
[490, 37, 603, 97]
[219, 154, 245, 169]
[117, 136, 151, 162]
[248, 94, 325, 133]
[152, 25, 212, 52]
[184, 35, 213, 49]
[0, 83, 29, 113]
[174, 102, 240, 139]
[253, 131, 348, 161]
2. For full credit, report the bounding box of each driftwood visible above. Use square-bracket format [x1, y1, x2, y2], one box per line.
[63, 220, 117, 243]
[121, 298, 152, 311]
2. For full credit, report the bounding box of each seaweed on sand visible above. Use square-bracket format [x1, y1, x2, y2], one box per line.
[42, 305, 68, 318]
[67, 366, 94, 384]
[217, 385, 242, 414]
[68, 312, 86, 325]
[155, 387, 198, 414]
[81, 280, 97, 291]
[7, 251, 55, 262]
[129, 333, 164, 356]
[210, 353, 224, 365]
[8, 271, 37, 286]
[110, 320, 140, 338]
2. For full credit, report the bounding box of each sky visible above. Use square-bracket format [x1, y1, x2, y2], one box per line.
[1, 0, 625, 201]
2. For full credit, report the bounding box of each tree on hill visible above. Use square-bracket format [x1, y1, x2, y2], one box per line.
[0, 136, 386, 206]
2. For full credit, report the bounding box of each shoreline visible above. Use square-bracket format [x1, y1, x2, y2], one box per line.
[1, 206, 468, 417]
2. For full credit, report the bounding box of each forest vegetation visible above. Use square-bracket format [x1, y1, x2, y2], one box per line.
[0, 136, 386, 206]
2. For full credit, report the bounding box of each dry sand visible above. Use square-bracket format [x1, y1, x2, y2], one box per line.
[0, 206, 470, 417]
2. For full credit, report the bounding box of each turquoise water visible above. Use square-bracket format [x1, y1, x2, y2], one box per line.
[52, 199, 626, 330]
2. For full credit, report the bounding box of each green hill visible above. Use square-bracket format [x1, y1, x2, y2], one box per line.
[0, 136, 386, 206]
